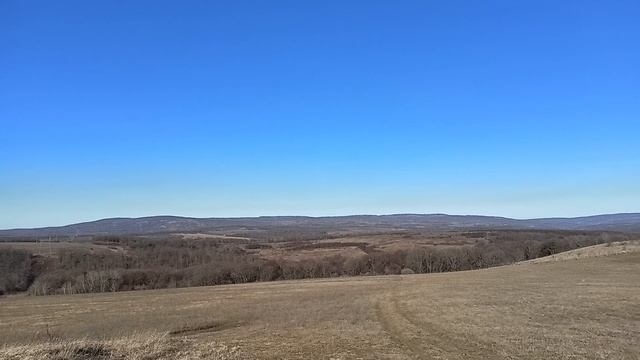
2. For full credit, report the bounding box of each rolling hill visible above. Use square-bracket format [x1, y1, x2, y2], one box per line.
[1, 213, 639, 237]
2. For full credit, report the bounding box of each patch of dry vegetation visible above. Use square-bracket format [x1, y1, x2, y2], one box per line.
[524, 240, 640, 263]
[0, 333, 244, 360]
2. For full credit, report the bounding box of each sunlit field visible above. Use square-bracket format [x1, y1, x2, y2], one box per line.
[1, 242, 638, 359]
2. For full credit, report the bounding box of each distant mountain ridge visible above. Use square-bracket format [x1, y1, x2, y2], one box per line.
[1, 213, 639, 237]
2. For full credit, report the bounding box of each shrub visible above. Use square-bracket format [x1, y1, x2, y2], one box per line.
[0, 249, 33, 294]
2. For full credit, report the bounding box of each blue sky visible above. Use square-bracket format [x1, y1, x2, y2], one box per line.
[1, 1, 639, 228]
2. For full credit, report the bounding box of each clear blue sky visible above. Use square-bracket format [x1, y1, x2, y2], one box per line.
[1, 1, 639, 228]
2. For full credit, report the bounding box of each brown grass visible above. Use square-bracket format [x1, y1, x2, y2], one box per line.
[0, 241, 124, 257]
[177, 233, 251, 241]
[0, 333, 245, 359]
[1, 244, 639, 359]
[255, 232, 479, 261]
[524, 240, 640, 264]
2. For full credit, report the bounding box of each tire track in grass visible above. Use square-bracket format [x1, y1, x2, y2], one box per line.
[375, 293, 438, 360]
[392, 297, 501, 359]
[376, 293, 500, 360]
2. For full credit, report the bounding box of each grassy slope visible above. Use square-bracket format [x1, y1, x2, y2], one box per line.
[1, 244, 639, 359]
[524, 240, 640, 264]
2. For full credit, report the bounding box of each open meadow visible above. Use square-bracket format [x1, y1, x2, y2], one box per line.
[1, 242, 638, 359]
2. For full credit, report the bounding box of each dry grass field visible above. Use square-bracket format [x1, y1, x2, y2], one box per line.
[1, 243, 639, 359]
[0, 241, 125, 258]
[0, 230, 481, 265]
[254, 232, 480, 262]
[524, 240, 640, 264]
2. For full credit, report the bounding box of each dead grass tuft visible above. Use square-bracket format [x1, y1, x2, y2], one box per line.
[0, 333, 246, 360]
[168, 320, 238, 336]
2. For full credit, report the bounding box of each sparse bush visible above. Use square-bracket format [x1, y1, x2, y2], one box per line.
[29, 271, 74, 296]
[384, 263, 402, 275]
[0, 249, 33, 294]
[538, 240, 558, 257]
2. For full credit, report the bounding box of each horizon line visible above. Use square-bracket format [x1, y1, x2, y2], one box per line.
[2, 211, 639, 232]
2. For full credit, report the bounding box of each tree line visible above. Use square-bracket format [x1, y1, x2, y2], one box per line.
[0, 231, 630, 296]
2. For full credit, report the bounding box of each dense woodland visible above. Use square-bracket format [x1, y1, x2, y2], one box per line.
[0, 230, 632, 296]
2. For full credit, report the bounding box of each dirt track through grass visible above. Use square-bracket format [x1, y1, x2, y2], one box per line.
[376, 292, 501, 359]
[1, 247, 639, 359]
